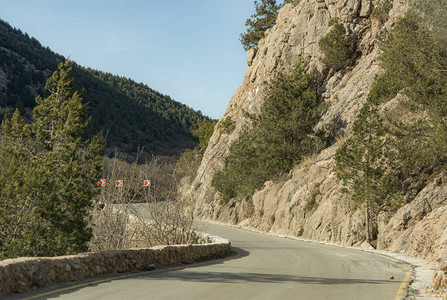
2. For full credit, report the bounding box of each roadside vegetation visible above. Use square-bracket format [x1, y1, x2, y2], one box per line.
[90, 118, 216, 251]
[89, 154, 198, 251]
[0, 61, 104, 259]
[0, 60, 216, 259]
[335, 0, 447, 243]
[212, 62, 326, 203]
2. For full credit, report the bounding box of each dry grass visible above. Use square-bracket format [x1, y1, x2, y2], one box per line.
[334, 130, 350, 146]
[299, 153, 319, 172]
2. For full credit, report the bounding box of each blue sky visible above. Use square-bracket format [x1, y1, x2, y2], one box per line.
[0, 0, 258, 119]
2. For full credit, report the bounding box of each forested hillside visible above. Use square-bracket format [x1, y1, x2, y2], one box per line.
[0, 19, 209, 156]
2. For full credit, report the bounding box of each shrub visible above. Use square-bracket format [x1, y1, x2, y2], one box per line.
[89, 154, 197, 251]
[175, 118, 216, 183]
[318, 20, 355, 71]
[175, 148, 202, 178]
[371, 0, 393, 24]
[218, 116, 236, 135]
[212, 62, 326, 203]
[191, 118, 216, 154]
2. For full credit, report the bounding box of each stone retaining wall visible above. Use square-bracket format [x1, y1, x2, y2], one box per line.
[0, 233, 231, 298]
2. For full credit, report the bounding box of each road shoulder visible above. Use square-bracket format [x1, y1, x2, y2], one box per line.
[201, 219, 441, 300]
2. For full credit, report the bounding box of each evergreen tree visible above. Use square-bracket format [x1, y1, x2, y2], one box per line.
[318, 18, 355, 71]
[240, 0, 284, 51]
[335, 100, 400, 242]
[0, 60, 104, 258]
[0, 109, 35, 258]
[191, 118, 216, 154]
[213, 62, 325, 202]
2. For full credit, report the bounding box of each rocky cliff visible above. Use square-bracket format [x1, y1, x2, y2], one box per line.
[180, 0, 446, 294]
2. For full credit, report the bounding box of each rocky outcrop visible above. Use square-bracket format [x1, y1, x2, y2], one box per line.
[181, 0, 405, 242]
[0, 233, 231, 298]
[377, 174, 447, 295]
[379, 174, 447, 260]
[180, 0, 445, 293]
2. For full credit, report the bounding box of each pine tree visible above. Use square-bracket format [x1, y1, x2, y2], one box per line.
[191, 118, 216, 154]
[0, 109, 35, 258]
[335, 1, 447, 243]
[240, 0, 283, 51]
[335, 100, 400, 242]
[0, 60, 104, 258]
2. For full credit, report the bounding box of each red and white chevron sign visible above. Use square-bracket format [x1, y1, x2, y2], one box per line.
[144, 180, 151, 187]
[116, 180, 123, 187]
[97, 179, 106, 186]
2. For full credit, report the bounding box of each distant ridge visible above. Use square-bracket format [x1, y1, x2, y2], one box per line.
[0, 19, 210, 156]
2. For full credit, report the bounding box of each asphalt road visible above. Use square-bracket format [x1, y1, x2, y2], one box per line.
[15, 222, 410, 300]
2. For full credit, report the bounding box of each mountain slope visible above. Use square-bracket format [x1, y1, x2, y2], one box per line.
[179, 0, 446, 296]
[0, 19, 208, 156]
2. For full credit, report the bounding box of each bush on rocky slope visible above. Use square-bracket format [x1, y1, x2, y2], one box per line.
[318, 18, 356, 71]
[212, 62, 326, 203]
[336, 1, 447, 243]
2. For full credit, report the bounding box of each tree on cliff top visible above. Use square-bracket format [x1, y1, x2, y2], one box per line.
[240, 0, 295, 51]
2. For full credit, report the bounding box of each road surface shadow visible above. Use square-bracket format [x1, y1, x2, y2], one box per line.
[135, 271, 394, 285]
[5, 248, 247, 300]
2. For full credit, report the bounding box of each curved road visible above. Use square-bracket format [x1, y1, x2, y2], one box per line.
[15, 222, 410, 300]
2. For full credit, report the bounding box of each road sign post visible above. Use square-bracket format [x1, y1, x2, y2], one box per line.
[116, 180, 123, 201]
[144, 180, 151, 201]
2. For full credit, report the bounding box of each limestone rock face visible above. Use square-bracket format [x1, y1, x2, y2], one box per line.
[181, 0, 397, 244]
[246, 47, 257, 67]
[180, 0, 446, 275]
[178, 0, 446, 293]
[378, 174, 447, 262]
[248, 145, 366, 245]
[379, 194, 447, 295]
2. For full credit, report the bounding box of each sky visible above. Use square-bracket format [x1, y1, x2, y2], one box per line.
[0, 0, 257, 119]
